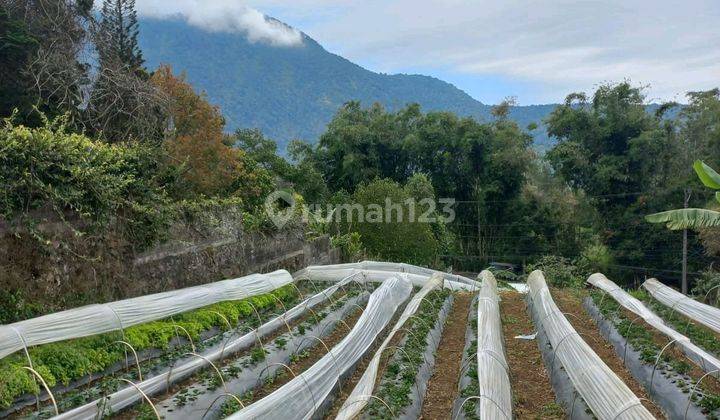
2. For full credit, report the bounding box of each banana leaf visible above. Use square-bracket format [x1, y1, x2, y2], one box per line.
[646, 208, 720, 230]
[694, 160, 720, 189]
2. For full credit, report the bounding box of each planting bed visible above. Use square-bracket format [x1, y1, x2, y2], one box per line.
[500, 290, 561, 419]
[169, 290, 368, 419]
[638, 289, 720, 359]
[420, 292, 474, 419]
[589, 290, 720, 419]
[332, 285, 452, 419]
[10, 262, 720, 420]
[551, 288, 665, 418]
[1, 282, 308, 418]
[527, 288, 592, 420]
[224, 276, 412, 419]
[454, 297, 479, 419]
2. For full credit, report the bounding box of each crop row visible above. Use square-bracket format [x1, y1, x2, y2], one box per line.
[0, 283, 303, 413]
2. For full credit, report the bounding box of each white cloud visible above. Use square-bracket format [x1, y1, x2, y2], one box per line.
[137, 0, 302, 47]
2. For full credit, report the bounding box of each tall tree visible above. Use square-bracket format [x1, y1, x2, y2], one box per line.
[0, 7, 39, 122]
[98, 0, 143, 70]
[2, 0, 91, 126]
[545, 82, 714, 284]
[85, 0, 164, 142]
[151, 65, 273, 202]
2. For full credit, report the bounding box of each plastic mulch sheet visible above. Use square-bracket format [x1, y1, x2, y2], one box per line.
[295, 261, 481, 289]
[0, 270, 293, 361]
[225, 276, 413, 420]
[334, 274, 444, 420]
[528, 270, 654, 420]
[50, 273, 354, 420]
[589, 273, 720, 375]
[297, 265, 478, 292]
[643, 278, 720, 334]
[475, 270, 512, 420]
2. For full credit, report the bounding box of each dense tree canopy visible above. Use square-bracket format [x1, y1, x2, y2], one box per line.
[546, 83, 719, 282]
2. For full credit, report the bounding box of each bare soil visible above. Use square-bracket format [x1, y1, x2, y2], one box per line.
[499, 291, 562, 419]
[419, 292, 473, 420]
[552, 288, 666, 419]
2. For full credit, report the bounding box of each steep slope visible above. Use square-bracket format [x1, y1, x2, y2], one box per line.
[139, 17, 556, 151]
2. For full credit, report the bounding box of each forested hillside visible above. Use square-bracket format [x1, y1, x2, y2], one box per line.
[138, 17, 557, 151]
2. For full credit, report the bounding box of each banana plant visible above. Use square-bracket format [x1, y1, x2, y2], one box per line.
[646, 160, 720, 229]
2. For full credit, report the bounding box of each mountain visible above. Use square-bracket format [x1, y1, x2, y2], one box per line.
[138, 17, 558, 152]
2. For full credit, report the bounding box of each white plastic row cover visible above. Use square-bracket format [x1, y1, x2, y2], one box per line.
[529, 271, 654, 420]
[295, 261, 481, 289]
[335, 273, 444, 419]
[476, 270, 512, 420]
[297, 266, 478, 292]
[589, 273, 720, 374]
[51, 273, 356, 420]
[0, 270, 292, 360]
[643, 278, 720, 334]
[226, 276, 413, 420]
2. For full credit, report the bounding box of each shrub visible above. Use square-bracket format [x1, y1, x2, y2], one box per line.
[0, 117, 175, 249]
[576, 242, 615, 278]
[527, 255, 583, 288]
[691, 269, 720, 305]
[331, 232, 365, 262]
[347, 178, 438, 266]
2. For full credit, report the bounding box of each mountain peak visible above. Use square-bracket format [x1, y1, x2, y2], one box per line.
[139, 17, 555, 151]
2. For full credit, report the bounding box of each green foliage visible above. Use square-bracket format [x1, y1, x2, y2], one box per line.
[646, 208, 720, 230]
[330, 232, 365, 262]
[0, 290, 42, 325]
[0, 8, 39, 124]
[310, 101, 536, 264]
[0, 117, 283, 252]
[0, 285, 297, 409]
[527, 256, 583, 288]
[487, 267, 518, 284]
[0, 118, 172, 244]
[98, 0, 144, 70]
[547, 83, 720, 284]
[691, 269, 720, 305]
[694, 161, 720, 190]
[647, 160, 720, 230]
[348, 178, 439, 266]
[576, 242, 615, 276]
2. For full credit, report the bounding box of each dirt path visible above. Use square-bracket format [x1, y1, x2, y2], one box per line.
[552, 289, 666, 419]
[420, 292, 473, 420]
[499, 291, 562, 419]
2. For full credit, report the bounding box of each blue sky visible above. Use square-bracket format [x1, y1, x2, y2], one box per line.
[138, 0, 720, 105]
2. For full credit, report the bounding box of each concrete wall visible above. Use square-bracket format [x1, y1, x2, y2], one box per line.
[0, 207, 339, 321]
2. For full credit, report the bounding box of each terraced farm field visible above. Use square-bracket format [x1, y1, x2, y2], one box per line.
[3, 261, 720, 419]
